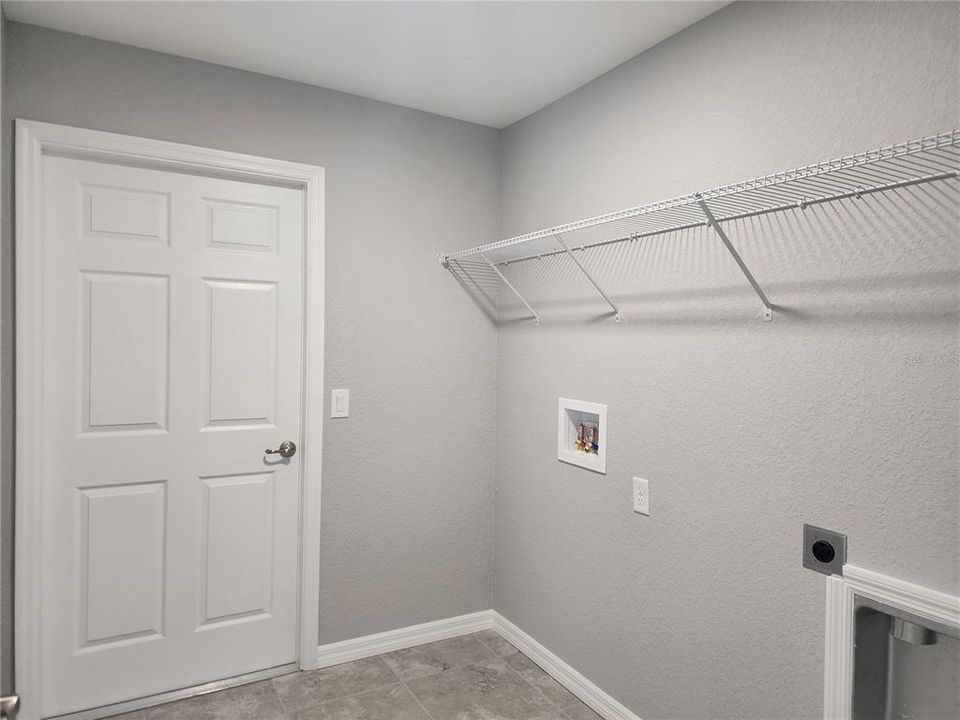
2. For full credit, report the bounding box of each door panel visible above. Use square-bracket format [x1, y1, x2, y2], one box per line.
[204, 198, 278, 254]
[204, 280, 278, 428]
[82, 184, 170, 244]
[199, 472, 274, 627]
[80, 272, 169, 434]
[39, 155, 304, 716]
[78, 481, 167, 649]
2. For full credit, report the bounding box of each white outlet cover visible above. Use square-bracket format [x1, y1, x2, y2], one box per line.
[633, 477, 650, 515]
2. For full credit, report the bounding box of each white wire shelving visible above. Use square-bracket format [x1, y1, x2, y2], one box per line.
[440, 130, 960, 324]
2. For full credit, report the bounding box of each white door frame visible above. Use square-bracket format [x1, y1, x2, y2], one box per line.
[14, 120, 325, 717]
[822, 565, 960, 720]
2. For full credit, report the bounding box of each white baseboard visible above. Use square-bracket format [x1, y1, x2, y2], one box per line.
[316, 610, 494, 668]
[491, 611, 642, 720]
[316, 609, 641, 720]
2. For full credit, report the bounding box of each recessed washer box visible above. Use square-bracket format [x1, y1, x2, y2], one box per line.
[557, 398, 607, 474]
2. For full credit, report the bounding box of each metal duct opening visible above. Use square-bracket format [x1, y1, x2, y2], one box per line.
[890, 617, 939, 646]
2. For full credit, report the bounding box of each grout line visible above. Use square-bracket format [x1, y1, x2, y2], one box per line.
[473, 631, 513, 658]
[489, 624, 607, 719]
[402, 680, 439, 720]
[283, 632, 581, 720]
[382, 634, 501, 684]
[394, 635, 515, 720]
[272, 675, 406, 715]
[152, 632, 585, 720]
[502, 658, 552, 704]
[484, 628, 588, 717]
[260, 678, 289, 718]
[560, 699, 593, 717]
[270, 676, 300, 716]
[382, 656, 405, 684]
[496, 644, 575, 713]
[156, 629, 595, 720]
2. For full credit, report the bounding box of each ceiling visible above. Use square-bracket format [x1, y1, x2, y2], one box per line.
[4, 1, 728, 128]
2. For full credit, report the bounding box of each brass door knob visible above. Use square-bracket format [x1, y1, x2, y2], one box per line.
[1, 695, 20, 719]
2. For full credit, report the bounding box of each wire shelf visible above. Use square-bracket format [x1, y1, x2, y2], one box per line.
[444, 130, 959, 266]
[440, 130, 960, 323]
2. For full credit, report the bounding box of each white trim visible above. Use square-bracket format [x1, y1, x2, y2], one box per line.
[42, 663, 298, 720]
[492, 611, 641, 720]
[0, 14, 4, 691]
[14, 120, 325, 718]
[316, 611, 494, 669]
[315, 610, 642, 720]
[823, 576, 854, 720]
[298, 145, 326, 672]
[15, 119, 45, 715]
[822, 565, 960, 720]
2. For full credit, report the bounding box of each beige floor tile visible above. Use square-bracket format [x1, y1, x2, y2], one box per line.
[474, 629, 520, 657]
[291, 682, 431, 720]
[104, 641, 598, 720]
[382, 634, 497, 680]
[561, 701, 604, 720]
[406, 658, 555, 720]
[505, 653, 578, 708]
[272, 657, 399, 712]
[143, 680, 285, 720]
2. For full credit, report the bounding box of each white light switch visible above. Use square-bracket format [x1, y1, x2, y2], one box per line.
[633, 477, 650, 516]
[331, 389, 349, 418]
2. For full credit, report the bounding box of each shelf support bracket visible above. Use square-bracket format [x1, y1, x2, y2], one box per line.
[480, 252, 540, 325]
[696, 195, 774, 322]
[554, 234, 622, 322]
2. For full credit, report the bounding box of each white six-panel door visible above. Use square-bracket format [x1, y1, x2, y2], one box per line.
[39, 154, 304, 716]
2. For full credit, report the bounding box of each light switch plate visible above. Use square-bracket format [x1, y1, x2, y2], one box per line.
[331, 389, 349, 418]
[633, 477, 650, 515]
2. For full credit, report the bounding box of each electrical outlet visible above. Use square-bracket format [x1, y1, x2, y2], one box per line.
[633, 477, 650, 515]
[802, 524, 846, 576]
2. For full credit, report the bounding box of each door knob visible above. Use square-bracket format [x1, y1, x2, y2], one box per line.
[0, 695, 20, 719]
[265, 440, 297, 458]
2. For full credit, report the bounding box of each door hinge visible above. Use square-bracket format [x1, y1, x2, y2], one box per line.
[0, 695, 20, 718]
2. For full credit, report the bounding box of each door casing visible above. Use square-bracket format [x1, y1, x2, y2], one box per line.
[14, 120, 325, 718]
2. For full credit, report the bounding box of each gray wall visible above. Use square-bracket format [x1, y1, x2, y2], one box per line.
[0, 20, 500, 684]
[2, 3, 958, 717]
[0, 3, 6, 695]
[493, 2, 958, 719]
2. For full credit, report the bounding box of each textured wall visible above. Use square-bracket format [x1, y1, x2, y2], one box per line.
[0, 4, 7, 695]
[0, 21, 499, 685]
[2, 3, 958, 716]
[493, 2, 959, 719]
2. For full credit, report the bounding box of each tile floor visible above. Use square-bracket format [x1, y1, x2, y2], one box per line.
[105, 630, 603, 720]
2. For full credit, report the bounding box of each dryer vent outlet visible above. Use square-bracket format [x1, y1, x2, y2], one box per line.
[803, 524, 847, 576]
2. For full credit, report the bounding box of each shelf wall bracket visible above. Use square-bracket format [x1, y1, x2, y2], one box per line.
[554, 234, 623, 323]
[480, 251, 540, 325]
[696, 195, 774, 322]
